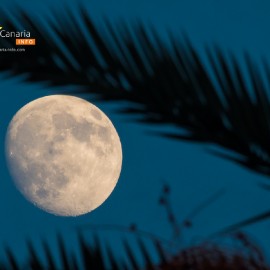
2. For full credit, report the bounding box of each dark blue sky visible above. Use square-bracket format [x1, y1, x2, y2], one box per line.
[1, 0, 270, 265]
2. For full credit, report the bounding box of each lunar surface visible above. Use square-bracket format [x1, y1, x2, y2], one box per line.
[5, 95, 122, 216]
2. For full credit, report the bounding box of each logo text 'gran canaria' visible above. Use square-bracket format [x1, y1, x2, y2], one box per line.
[0, 29, 30, 38]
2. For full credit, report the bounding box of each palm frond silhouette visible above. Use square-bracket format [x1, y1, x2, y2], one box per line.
[1, 7, 270, 178]
[1, 232, 269, 270]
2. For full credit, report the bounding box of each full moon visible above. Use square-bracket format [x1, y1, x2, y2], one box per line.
[5, 95, 122, 216]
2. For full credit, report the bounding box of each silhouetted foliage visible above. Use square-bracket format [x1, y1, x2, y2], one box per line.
[216, 208, 270, 235]
[156, 238, 269, 270]
[1, 7, 270, 179]
[155, 232, 269, 270]
[1, 232, 269, 270]
[1, 4, 270, 265]
[0, 185, 266, 269]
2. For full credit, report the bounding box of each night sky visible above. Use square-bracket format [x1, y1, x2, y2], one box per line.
[1, 0, 270, 266]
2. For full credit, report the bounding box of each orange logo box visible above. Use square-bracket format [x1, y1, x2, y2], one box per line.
[16, 39, 36, 45]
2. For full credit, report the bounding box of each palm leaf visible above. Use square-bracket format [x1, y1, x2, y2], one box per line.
[215, 209, 270, 236]
[4, 246, 19, 270]
[105, 241, 124, 270]
[57, 233, 72, 270]
[1, 7, 270, 178]
[137, 238, 155, 270]
[26, 240, 44, 270]
[42, 239, 58, 270]
[123, 239, 141, 270]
